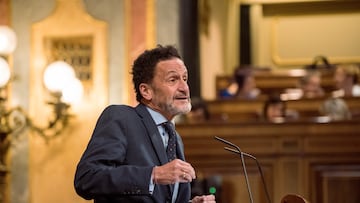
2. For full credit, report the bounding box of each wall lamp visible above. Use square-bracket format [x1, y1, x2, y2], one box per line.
[0, 25, 83, 145]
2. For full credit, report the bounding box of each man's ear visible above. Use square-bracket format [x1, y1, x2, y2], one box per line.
[139, 83, 152, 100]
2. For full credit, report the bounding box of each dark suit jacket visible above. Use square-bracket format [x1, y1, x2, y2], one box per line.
[74, 104, 191, 203]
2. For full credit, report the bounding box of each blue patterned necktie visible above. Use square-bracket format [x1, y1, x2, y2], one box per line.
[163, 122, 177, 161]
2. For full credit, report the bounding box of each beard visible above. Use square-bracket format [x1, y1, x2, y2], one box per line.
[159, 98, 192, 117]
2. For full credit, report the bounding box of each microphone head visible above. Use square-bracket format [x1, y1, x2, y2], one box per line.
[214, 136, 242, 152]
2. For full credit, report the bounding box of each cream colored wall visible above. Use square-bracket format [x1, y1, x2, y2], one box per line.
[199, 0, 360, 100]
[200, 0, 239, 100]
[255, 3, 360, 68]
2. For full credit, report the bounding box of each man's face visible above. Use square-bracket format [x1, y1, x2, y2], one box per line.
[334, 67, 347, 89]
[303, 75, 322, 96]
[141, 58, 191, 120]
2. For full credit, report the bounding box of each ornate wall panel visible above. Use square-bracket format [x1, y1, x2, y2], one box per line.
[271, 14, 360, 66]
[29, 0, 108, 202]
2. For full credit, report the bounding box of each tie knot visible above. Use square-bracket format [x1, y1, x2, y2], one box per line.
[163, 121, 175, 132]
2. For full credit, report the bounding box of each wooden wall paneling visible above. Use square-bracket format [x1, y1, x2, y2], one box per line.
[309, 160, 360, 203]
[215, 69, 336, 98]
[206, 97, 360, 122]
[177, 120, 360, 203]
[276, 158, 302, 202]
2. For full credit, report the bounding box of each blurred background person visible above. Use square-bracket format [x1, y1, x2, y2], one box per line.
[262, 94, 286, 122]
[319, 97, 351, 121]
[298, 70, 325, 98]
[176, 97, 210, 123]
[219, 66, 261, 100]
[260, 94, 298, 122]
[186, 97, 210, 123]
[333, 64, 360, 97]
[283, 70, 325, 100]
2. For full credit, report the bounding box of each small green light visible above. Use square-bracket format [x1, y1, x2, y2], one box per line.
[209, 186, 216, 194]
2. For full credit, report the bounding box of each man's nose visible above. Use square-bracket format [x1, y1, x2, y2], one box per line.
[179, 80, 189, 91]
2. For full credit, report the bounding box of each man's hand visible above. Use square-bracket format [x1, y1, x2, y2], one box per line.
[191, 195, 216, 203]
[152, 159, 196, 185]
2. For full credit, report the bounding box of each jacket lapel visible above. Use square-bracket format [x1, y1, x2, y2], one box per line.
[135, 104, 168, 165]
[135, 104, 190, 201]
[175, 132, 185, 161]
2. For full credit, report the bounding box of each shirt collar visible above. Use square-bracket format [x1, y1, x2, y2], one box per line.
[146, 107, 168, 126]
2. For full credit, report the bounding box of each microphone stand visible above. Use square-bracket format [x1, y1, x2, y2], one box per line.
[215, 136, 254, 203]
[214, 136, 272, 203]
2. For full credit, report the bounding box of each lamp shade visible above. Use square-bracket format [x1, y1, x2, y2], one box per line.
[43, 60, 84, 104]
[61, 77, 84, 104]
[0, 26, 17, 55]
[43, 61, 76, 93]
[0, 57, 11, 87]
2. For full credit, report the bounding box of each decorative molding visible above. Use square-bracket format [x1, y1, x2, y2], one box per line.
[271, 17, 360, 66]
[31, 0, 108, 107]
[30, 1, 108, 200]
[44, 36, 93, 90]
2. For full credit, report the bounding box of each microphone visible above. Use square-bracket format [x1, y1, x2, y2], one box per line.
[214, 136, 272, 203]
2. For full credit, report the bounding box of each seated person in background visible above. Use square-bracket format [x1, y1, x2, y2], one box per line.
[298, 70, 325, 98]
[175, 97, 210, 123]
[219, 66, 261, 100]
[284, 70, 325, 100]
[187, 97, 210, 122]
[333, 64, 360, 97]
[319, 97, 351, 121]
[261, 94, 298, 122]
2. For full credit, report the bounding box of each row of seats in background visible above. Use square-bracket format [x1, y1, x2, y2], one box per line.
[204, 96, 360, 123]
[217, 56, 359, 98]
[213, 58, 360, 123]
[179, 58, 360, 124]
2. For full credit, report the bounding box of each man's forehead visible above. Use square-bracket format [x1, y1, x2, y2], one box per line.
[156, 59, 187, 73]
